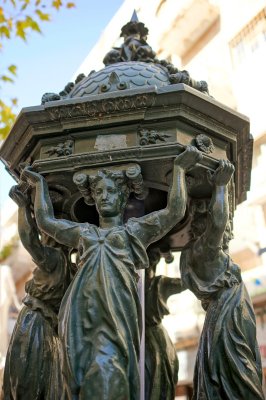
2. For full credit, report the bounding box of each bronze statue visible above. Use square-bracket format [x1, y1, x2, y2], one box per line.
[145, 248, 184, 400]
[22, 146, 202, 400]
[2, 185, 74, 400]
[180, 160, 264, 400]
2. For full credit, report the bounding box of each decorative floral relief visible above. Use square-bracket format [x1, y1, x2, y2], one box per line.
[138, 128, 171, 146]
[45, 140, 74, 157]
[195, 134, 214, 154]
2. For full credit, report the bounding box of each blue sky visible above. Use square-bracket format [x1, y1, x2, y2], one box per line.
[0, 0, 124, 207]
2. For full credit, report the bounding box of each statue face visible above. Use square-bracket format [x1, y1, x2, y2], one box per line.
[93, 177, 122, 217]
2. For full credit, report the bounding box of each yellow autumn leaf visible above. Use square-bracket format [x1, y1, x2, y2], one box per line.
[16, 21, 27, 40]
[66, 2, 75, 8]
[0, 100, 16, 139]
[25, 16, 42, 33]
[35, 9, 51, 21]
[7, 18, 13, 29]
[0, 0, 76, 139]
[0, 26, 11, 38]
[0, 15, 6, 23]
[52, 0, 63, 10]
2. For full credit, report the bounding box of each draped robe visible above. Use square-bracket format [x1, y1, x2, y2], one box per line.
[3, 248, 70, 400]
[59, 220, 151, 400]
[180, 248, 264, 400]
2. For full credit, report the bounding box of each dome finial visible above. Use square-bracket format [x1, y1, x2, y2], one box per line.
[130, 10, 139, 23]
[120, 13, 148, 40]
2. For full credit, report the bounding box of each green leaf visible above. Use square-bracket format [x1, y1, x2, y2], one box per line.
[9, 0, 16, 8]
[0, 243, 13, 261]
[0, 75, 14, 83]
[21, 3, 29, 11]
[8, 64, 17, 75]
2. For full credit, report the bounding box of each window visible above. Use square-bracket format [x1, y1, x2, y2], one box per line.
[230, 8, 266, 66]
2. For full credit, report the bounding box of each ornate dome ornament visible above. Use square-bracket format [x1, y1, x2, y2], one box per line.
[41, 11, 209, 104]
[68, 62, 170, 97]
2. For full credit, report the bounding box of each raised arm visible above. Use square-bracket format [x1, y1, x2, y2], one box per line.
[128, 146, 202, 247]
[22, 167, 81, 249]
[163, 146, 202, 224]
[188, 160, 235, 282]
[202, 159, 234, 251]
[9, 185, 48, 264]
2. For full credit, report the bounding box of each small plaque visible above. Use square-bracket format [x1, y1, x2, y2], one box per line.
[94, 134, 127, 151]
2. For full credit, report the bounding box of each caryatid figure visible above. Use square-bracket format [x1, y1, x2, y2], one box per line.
[22, 145, 202, 400]
[2, 185, 74, 400]
[180, 160, 264, 400]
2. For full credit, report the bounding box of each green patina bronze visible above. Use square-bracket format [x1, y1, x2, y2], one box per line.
[19, 146, 201, 399]
[180, 161, 264, 399]
[0, 11, 263, 400]
[3, 186, 74, 399]
[145, 247, 184, 400]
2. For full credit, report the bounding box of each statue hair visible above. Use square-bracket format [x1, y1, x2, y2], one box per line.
[89, 169, 131, 210]
[190, 212, 207, 239]
[190, 211, 233, 250]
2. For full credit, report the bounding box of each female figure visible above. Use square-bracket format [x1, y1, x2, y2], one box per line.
[145, 248, 184, 400]
[2, 186, 73, 400]
[180, 160, 264, 400]
[23, 146, 202, 400]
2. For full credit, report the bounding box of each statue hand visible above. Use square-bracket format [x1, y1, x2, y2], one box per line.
[207, 160, 234, 186]
[21, 166, 43, 187]
[9, 185, 30, 207]
[174, 145, 203, 171]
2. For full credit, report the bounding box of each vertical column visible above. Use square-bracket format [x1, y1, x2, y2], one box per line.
[138, 269, 145, 400]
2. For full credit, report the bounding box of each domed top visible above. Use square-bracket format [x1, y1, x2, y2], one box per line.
[41, 13, 209, 105]
[69, 62, 170, 98]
